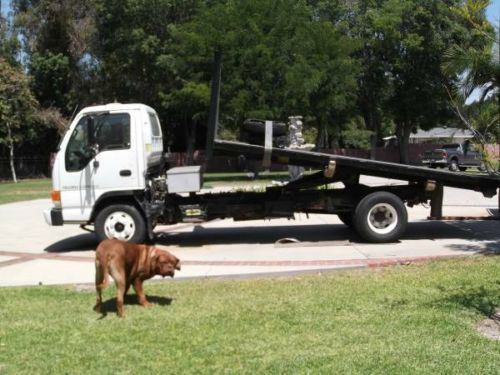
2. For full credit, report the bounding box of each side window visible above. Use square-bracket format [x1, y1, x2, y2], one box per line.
[65, 113, 131, 172]
[65, 117, 91, 172]
[148, 112, 161, 137]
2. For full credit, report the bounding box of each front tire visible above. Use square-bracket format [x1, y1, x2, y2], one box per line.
[353, 192, 407, 243]
[95, 204, 146, 243]
[449, 159, 459, 172]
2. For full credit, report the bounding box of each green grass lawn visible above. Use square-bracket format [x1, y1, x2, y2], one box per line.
[0, 174, 287, 205]
[0, 179, 52, 204]
[1, 257, 500, 374]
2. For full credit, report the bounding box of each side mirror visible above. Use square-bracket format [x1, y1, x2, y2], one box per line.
[86, 116, 99, 156]
[86, 116, 95, 145]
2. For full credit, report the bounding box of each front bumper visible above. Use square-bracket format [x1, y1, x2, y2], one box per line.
[43, 208, 63, 226]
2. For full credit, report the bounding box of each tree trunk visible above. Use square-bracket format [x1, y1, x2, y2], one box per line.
[397, 122, 411, 165]
[184, 119, 196, 166]
[316, 122, 328, 150]
[7, 123, 17, 183]
[363, 109, 379, 160]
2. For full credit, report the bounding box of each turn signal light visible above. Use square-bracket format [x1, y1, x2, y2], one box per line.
[51, 190, 61, 207]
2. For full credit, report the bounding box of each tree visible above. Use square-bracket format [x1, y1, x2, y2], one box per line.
[0, 58, 39, 182]
[317, 0, 400, 159]
[341, 115, 373, 150]
[0, 1, 20, 65]
[445, 0, 499, 100]
[382, 0, 469, 164]
[13, 0, 97, 114]
[442, 0, 499, 173]
[175, 0, 358, 150]
[91, 0, 201, 104]
[91, 0, 203, 154]
[161, 81, 210, 163]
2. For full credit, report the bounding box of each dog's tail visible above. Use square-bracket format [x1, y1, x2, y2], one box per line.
[95, 257, 110, 289]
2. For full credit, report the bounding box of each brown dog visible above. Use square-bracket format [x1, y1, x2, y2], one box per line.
[94, 239, 181, 317]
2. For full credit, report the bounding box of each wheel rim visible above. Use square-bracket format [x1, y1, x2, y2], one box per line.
[366, 203, 398, 235]
[103, 211, 136, 240]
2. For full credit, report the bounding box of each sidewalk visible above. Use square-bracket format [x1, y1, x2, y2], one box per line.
[0, 179, 498, 287]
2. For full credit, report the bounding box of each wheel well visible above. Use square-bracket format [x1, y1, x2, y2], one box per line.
[90, 194, 145, 223]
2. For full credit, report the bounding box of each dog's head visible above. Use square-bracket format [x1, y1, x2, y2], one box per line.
[153, 248, 181, 278]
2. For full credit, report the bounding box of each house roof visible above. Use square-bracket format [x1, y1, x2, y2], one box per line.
[383, 127, 474, 141]
[411, 127, 474, 139]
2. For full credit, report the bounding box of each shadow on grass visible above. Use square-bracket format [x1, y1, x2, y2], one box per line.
[438, 285, 500, 318]
[44, 233, 98, 253]
[96, 294, 173, 318]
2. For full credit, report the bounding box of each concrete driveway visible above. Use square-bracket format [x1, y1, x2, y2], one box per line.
[0, 177, 498, 287]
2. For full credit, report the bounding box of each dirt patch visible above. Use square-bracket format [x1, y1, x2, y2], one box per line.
[72, 284, 95, 293]
[477, 309, 500, 340]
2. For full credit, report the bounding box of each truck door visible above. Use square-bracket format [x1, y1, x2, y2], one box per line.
[462, 141, 478, 165]
[61, 112, 139, 221]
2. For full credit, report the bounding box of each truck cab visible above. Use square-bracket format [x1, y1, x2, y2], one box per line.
[44, 103, 164, 241]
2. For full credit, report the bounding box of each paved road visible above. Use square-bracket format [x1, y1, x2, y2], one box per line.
[0, 177, 498, 286]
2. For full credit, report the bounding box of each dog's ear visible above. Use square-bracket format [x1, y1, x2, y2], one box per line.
[174, 257, 181, 271]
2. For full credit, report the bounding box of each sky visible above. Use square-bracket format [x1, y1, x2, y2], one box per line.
[486, 0, 499, 26]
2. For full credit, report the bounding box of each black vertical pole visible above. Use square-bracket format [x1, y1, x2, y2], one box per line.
[430, 183, 443, 219]
[205, 51, 222, 162]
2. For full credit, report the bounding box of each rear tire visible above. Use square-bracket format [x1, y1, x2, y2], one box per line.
[95, 204, 146, 243]
[353, 192, 407, 243]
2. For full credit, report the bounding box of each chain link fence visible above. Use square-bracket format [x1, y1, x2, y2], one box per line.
[0, 157, 52, 180]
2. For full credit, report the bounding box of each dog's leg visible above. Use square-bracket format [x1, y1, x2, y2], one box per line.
[94, 260, 104, 313]
[133, 279, 151, 308]
[115, 276, 126, 318]
[109, 263, 127, 318]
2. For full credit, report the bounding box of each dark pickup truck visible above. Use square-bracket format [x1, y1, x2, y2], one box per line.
[421, 142, 485, 171]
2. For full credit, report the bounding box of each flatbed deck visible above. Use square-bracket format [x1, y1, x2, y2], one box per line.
[214, 139, 500, 197]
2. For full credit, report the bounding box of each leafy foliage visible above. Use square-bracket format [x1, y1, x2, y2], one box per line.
[0, 58, 39, 145]
[175, 0, 358, 149]
[442, 0, 499, 173]
[0, 0, 497, 166]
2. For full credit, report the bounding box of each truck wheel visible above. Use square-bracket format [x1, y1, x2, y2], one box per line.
[449, 159, 459, 172]
[337, 212, 353, 227]
[353, 192, 407, 243]
[95, 204, 146, 243]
